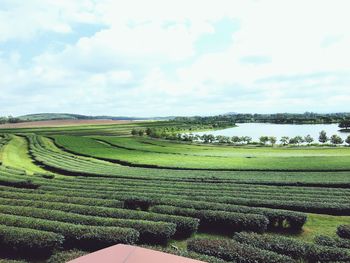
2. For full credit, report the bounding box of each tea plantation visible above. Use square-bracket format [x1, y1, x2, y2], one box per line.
[0, 122, 350, 262]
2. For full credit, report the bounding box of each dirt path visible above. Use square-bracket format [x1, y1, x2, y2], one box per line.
[0, 119, 137, 128]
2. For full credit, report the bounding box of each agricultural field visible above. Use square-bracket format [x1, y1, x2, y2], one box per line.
[0, 121, 350, 262]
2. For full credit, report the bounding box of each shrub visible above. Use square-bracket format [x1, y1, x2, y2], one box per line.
[41, 174, 55, 179]
[0, 203, 173, 245]
[337, 225, 350, 239]
[46, 250, 87, 263]
[233, 232, 306, 260]
[0, 212, 139, 250]
[187, 238, 294, 263]
[315, 235, 350, 249]
[142, 246, 228, 263]
[148, 197, 307, 231]
[0, 197, 195, 238]
[151, 205, 269, 233]
[0, 225, 64, 258]
[232, 231, 350, 262]
[305, 243, 350, 262]
[0, 176, 40, 189]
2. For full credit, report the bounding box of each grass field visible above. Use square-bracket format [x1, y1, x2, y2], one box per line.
[1, 122, 350, 262]
[52, 135, 350, 170]
[1, 135, 47, 175]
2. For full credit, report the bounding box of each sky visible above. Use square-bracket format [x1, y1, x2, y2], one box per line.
[0, 0, 350, 117]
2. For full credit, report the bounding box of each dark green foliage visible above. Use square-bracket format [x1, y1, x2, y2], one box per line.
[337, 225, 350, 239]
[148, 198, 307, 231]
[315, 235, 350, 249]
[41, 174, 55, 179]
[306, 243, 350, 262]
[232, 231, 350, 263]
[187, 238, 295, 263]
[0, 203, 174, 245]
[233, 232, 307, 260]
[151, 205, 269, 233]
[0, 176, 39, 189]
[0, 225, 64, 259]
[46, 250, 87, 263]
[142, 246, 229, 263]
[0, 192, 198, 238]
[0, 212, 139, 250]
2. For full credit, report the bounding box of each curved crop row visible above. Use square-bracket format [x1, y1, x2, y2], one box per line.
[232, 232, 350, 262]
[0, 198, 197, 237]
[0, 224, 63, 259]
[0, 212, 138, 250]
[150, 205, 269, 233]
[187, 238, 294, 263]
[0, 201, 176, 244]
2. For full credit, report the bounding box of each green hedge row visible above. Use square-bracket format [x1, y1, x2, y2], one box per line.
[0, 196, 195, 237]
[141, 246, 229, 263]
[187, 238, 295, 263]
[122, 196, 307, 231]
[0, 212, 138, 250]
[37, 186, 308, 231]
[188, 195, 350, 216]
[232, 232, 350, 262]
[150, 205, 269, 233]
[39, 175, 350, 205]
[0, 224, 63, 259]
[0, 202, 175, 244]
[0, 175, 39, 189]
[337, 225, 350, 239]
[46, 250, 87, 263]
[0, 189, 123, 208]
[315, 235, 350, 249]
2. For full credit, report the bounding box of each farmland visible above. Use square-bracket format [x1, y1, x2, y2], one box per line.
[0, 121, 350, 262]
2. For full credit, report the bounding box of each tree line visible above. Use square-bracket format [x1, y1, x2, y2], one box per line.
[175, 113, 350, 125]
[0, 116, 21, 124]
[131, 128, 350, 146]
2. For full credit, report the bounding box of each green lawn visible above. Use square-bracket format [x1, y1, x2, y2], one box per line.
[1, 135, 47, 174]
[298, 213, 350, 242]
[53, 135, 350, 170]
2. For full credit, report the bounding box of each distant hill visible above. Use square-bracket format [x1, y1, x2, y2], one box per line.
[17, 113, 175, 122]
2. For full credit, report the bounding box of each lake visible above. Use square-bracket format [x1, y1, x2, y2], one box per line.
[193, 123, 349, 142]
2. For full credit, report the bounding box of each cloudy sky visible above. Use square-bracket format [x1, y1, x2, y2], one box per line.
[1, 0, 350, 117]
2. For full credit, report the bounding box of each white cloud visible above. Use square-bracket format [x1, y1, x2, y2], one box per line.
[1, 0, 350, 116]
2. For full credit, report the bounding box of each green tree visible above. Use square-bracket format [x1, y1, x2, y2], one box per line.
[289, 136, 303, 145]
[241, 136, 252, 144]
[259, 136, 269, 145]
[339, 119, 350, 130]
[318, 130, 329, 143]
[138, 129, 145, 136]
[231, 136, 242, 144]
[345, 135, 350, 146]
[131, 129, 138, 136]
[280, 136, 289, 146]
[145, 128, 152, 136]
[330, 134, 343, 145]
[269, 136, 277, 146]
[304, 134, 314, 145]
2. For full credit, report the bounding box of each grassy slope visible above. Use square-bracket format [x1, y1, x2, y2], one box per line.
[54, 135, 350, 170]
[1, 135, 47, 174]
[299, 213, 350, 242]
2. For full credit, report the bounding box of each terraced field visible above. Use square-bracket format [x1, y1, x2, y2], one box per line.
[0, 122, 350, 262]
[52, 135, 350, 170]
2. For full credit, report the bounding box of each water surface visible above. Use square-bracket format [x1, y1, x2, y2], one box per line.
[193, 123, 349, 142]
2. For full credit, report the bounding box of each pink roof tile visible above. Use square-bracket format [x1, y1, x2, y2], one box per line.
[67, 244, 205, 263]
